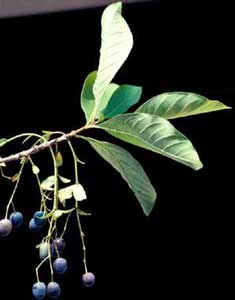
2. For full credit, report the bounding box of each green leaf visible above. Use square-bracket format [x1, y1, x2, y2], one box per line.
[99, 83, 119, 118]
[92, 2, 133, 120]
[83, 137, 156, 215]
[11, 173, 19, 182]
[41, 130, 52, 142]
[77, 208, 91, 216]
[136, 92, 231, 119]
[0, 138, 8, 147]
[102, 85, 142, 119]
[80, 71, 119, 123]
[97, 113, 203, 170]
[58, 183, 87, 206]
[41, 175, 55, 191]
[56, 152, 63, 167]
[72, 183, 87, 201]
[52, 208, 75, 220]
[58, 176, 71, 184]
[44, 208, 75, 220]
[58, 185, 74, 203]
[80, 71, 97, 122]
[32, 164, 40, 175]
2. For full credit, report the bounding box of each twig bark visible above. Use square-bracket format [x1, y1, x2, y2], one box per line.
[0, 125, 90, 165]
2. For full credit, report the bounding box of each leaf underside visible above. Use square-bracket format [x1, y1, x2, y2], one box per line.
[83, 136, 156, 215]
[92, 2, 133, 120]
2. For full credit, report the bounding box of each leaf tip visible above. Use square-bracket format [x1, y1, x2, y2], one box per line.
[194, 161, 203, 171]
[142, 191, 157, 216]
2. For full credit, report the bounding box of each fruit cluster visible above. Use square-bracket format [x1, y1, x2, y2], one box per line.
[0, 210, 95, 299]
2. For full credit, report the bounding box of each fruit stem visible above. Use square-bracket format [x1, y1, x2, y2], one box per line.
[60, 212, 72, 238]
[35, 256, 49, 283]
[47, 218, 55, 281]
[5, 158, 27, 218]
[52, 147, 59, 211]
[67, 140, 79, 184]
[28, 156, 47, 211]
[76, 207, 88, 273]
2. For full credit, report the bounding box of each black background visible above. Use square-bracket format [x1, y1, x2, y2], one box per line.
[0, 1, 234, 299]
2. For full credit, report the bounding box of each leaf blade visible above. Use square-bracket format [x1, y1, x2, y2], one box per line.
[99, 83, 119, 118]
[0, 138, 8, 147]
[41, 175, 55, 191]
[92, 2, 133, 119]
[97, 113, 203, 170]
[72, 183, 87, 201]
[83, 137, 156, 215]
[136, 92, 231, 119]
[80, 71, 97, 122]
[102, 84, 142, 119]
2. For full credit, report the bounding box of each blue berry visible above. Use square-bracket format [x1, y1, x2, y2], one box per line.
[29, 218, 41, 232]
[53, 258, 67, 274]
[51, 238, 65, 257]
[82, 272, 95, 287]
[33, 211, 46, 226]
[9, 212, 23, 228]
[47, 281, 61, 298]
[0, 219, 13, 237]
[53, 238, 65, 252]
[32, 282, 46, 299]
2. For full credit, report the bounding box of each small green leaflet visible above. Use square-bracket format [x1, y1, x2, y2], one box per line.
[0, 138, 8, 147]
[102, 84, 142, 119]
[56, 152, 63, 167]
[52, 208, 76, 220]
[41, 130, 52, 142]
[58, 183, 87, 206]
[43, 208, 75, 220]
[72, 184, 87, 201]
[97, 112, 203, 170]
[81, 71, 97, 123]
[32, 164, 40, 175]
[40, 175, 71, 191]
[58, 176, 71, 184]
[83, 136, 156, 215]
[80, 71, 119, 123]
[77, 208, 91, 216]
[40, 175, 55, 191]
[91, 2, 133, 120]
[136, 92, 231, 119]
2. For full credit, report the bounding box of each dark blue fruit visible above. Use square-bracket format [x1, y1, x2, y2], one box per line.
[47, 281, 61, 298]
[32, 282, 46, 299]
[29, 218, 41, 232]
[51, 238, 65, 257]
[53, 258, 67, 274]
[33, 211, 46, 226]
[53, 238, 65, 252]
[0, 219, 13, 237]
[9, 212, 23, 228]
[82, 272, 95, 287]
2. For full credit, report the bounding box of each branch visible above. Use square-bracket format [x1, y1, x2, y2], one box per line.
[0, 125, 90, 165]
